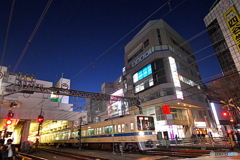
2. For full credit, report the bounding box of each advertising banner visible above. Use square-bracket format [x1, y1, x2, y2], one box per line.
[224, 5, 240, 52]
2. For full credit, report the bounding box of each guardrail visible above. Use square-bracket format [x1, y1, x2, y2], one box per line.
[158, 137, 232, 149]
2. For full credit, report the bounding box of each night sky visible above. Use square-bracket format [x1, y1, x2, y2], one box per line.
[0, 0, 220, 94]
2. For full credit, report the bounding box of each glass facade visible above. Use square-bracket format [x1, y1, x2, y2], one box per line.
[207, 19, 237, 74]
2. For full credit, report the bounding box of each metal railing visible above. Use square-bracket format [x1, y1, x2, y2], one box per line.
[158, 137, 232, 149]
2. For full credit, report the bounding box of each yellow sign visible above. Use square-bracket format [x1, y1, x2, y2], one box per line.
[224, 6, 240, 52]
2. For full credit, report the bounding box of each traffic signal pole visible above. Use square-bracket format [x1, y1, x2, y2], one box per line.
[36, 108, 44, 149]
[3, 102, 16, 140]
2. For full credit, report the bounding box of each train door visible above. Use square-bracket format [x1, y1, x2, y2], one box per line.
[119, 124, 126, 142]
[130, 122, 136, 141]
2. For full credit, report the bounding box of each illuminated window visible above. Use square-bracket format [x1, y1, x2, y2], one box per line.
[122, 124, 125, 132]
[102, 127, 105, 134]
[88, 129, 94, 136]
[105, 126, 113, 134]
[130, 123, 134, 131]
[133, 64, 152, 83]
[135, 77, 154, 93]
[118, 125, 121, 133]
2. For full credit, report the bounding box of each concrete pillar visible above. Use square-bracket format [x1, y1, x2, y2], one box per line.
[20, 120, 31, 150]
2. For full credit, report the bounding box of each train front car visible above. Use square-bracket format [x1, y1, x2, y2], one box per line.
[135, 115, 157, 150]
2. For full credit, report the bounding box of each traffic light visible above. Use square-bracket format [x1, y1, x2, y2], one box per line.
[6, 118, 12, 125]
[222, 110, 229, 117]
[37, 115, 44, 124]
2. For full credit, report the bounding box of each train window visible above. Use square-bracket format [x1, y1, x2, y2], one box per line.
[102, 127, 105, 134]
[130, 123, 134, 131]
[118, 125, 121, 133]
[88, 129, 94, 136]
[105, 125, 113, 134]
[112, 125, 115, 133]
[137, 116, 155, 131]
[122, 124, 125, 132]
[82, 130, 86, 136]
[115, 125, 117, 133]
[97, 128, 101, 135]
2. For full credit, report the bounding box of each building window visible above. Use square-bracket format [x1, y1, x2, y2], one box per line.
[144, 39, 149, 48]
[135, 77, 154, 93]
[157, 29, 162, 45]
[133, 64, 152, 83]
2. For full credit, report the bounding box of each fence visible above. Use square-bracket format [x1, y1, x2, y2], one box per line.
[158, 137, 233, 149]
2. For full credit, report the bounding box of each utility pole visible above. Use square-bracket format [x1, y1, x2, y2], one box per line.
[78, 117, 83, 151]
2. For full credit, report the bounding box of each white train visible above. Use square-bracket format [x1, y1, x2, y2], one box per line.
[40, 115, 157, 151]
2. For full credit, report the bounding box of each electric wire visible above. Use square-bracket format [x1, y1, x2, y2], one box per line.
[0, 0, 15, 70]
[13, 0, 53, 72]
[5, 0, 239, 132]
[70, 0, 186, 80]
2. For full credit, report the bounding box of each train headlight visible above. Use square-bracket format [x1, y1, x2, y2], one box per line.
[139, 131, 144, 137]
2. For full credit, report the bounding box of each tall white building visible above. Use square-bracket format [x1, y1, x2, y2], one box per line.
[123, 19, 212, 138]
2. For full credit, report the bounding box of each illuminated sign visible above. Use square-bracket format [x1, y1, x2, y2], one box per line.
[131, 47, 155, 68]
[224, 5, 240, 52]
[168, 57, 184, 100]
[108, 89, 128, 117]
[194, 122, 207, 127]
[162, 105, 171, 114]
[50, 92, 62, 102]
[133, 64, 152, 83]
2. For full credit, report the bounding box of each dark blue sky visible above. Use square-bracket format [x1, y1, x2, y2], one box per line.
[0, 0, 220, 93]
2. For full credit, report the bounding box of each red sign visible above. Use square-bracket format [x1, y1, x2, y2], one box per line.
[162, 105, 170, 114]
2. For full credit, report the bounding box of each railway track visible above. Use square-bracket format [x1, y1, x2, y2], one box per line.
[39, 148, 110, 160]
[17, 152, 48, 160]
[143, 148, 210, 158]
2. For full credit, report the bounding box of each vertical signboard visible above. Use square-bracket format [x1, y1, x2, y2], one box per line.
[224, 5, 240, 52]
[168, 57, 184, 100]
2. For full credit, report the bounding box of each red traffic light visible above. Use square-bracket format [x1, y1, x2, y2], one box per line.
[222, 111, 229, 117]
[6, 119, 12, 125]
[37, 115, 44, 123]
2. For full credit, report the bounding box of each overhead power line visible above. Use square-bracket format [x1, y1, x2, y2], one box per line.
[13, 0, 53, 72]
[0, 0, 15, 69]
[70, 0, 187, 80]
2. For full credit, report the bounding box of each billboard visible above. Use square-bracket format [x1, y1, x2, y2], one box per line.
[224, 5, 240, 52]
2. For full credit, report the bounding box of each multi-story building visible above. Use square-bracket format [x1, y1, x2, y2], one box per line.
[204, 0, 240, 75]
[0, 66, 86, 145]
[204, 0, 240, 135]
[86, 76, 128, 123]
[123, 19, 211, 138]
